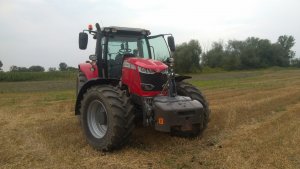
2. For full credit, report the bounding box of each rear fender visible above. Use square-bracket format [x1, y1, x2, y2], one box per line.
[79, 63, 98, 80]
[75, 78, 119, 115]
[175, 75, 191, 82]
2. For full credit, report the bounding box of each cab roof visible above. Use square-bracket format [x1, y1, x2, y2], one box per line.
[103, 26, 151, 36]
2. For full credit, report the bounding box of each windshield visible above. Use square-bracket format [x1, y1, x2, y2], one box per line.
[107, 35, 150, 60]
[148, 35, 171, 61]
[105, 35, 150, 78]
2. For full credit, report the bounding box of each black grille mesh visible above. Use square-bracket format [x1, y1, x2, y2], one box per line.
[140, 73, 167, 91]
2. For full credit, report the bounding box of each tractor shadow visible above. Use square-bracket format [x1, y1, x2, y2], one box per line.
[126, 127, 212, 152]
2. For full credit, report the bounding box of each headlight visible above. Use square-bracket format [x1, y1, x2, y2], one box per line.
[123, 60, 136, 70]
[138, 66, 156, 74]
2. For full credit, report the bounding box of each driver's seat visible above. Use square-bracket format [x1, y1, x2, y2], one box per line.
[108, 53, 123, 79]
[109, 53, 135, 79]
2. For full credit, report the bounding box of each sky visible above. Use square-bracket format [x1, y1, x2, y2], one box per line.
[0, 0, 300, 71]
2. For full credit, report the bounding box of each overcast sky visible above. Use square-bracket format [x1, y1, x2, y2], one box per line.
[0, 0, 299, 71]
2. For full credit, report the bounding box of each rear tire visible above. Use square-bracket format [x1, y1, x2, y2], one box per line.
[80, 85, 135, 151]
[174, 82, 210, 137]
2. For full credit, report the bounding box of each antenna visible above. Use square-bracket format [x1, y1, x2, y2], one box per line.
[95, 23, 101, 32]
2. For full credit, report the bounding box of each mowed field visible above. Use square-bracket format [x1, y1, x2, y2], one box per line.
[0, 69, 300, 169]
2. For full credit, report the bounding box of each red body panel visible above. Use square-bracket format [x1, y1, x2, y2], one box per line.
[122, 58, 168, 97]
[126, 58, 168, 72]
[79, 63, 98, 80]
[79, 58, 168, 97]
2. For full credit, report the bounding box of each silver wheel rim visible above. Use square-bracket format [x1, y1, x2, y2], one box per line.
[87, 100, 108, 139]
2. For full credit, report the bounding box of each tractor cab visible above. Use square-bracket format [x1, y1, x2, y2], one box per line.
[79, 25, 173, 80]
[104, 29, 151, 79]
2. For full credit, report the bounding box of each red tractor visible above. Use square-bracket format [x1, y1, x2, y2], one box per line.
[76, 23, 209, 151]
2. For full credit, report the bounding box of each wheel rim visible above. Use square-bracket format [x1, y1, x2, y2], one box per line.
[87, 100, 108, 139]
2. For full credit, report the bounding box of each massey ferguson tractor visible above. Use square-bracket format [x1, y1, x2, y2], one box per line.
[75, 23, 209, 151]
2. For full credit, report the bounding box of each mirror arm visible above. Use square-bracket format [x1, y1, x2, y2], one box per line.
[83, 30, 97, 34]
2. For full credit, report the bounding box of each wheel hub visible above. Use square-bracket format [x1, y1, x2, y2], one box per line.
[87, 100, 108, 139]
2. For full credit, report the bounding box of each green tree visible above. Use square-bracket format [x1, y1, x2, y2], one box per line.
[188, 35, 296, 70]
[276, 35, 296, 66]
[278, 35, 295, 51]
[201, 42, 225, 68]
[66, 66, 77, 72]
[59, 62, 68, 71]
[48, 67, 57, 72]
[223, 40, 244, 70]
[291, 58, 300, 67]
[10, 65, 19, 72]
[18, 67, 29, 72]
[0, 60, 3, 71]
[239, 37, 261, 68]
[174, 40, 202, 73]
[28, 65, 45, 72]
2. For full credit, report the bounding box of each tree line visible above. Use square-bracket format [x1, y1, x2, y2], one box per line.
[1, 35, 299, 73]
[174, 35, 299, 73]
[0, 62, 77, 72]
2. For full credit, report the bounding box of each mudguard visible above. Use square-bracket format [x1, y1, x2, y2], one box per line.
[75, 78, 119, 115]
[78, 63, 98, 80]
[175, 75, 191, 82]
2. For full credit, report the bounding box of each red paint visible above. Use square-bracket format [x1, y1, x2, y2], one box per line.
[79, 57, 167, 97]
[127, 58, 168, 72]
[122, 58, 167, 97]
[88, 24, 93, 30]
[79, 63, 98, 80]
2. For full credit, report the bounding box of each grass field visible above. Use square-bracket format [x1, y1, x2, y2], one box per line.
[0, 71, 76, 82]
[1, 69, 300, 169]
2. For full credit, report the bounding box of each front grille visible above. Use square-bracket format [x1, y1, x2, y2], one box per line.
[139, 72, 167, 91]
[144, 97, 153, 105]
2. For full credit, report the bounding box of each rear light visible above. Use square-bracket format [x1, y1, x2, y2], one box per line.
[158, 117, 164, 125]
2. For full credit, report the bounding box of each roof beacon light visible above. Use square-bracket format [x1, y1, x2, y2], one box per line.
[88, 24, 93, 31]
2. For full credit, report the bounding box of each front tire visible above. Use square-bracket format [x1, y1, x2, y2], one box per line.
[80, 85, 134, 151]
[174, 82, 210, 137]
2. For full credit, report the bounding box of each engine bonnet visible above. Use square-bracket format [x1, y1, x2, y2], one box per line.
[126, 57, 168, 72]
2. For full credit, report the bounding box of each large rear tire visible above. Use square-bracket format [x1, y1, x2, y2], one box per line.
[174, 82, 210, 137]
[80, 85, 134, 151]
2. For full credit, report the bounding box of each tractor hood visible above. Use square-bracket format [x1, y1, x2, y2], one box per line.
[126, 57, 168, 72]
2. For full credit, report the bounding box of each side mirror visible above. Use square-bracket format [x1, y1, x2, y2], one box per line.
[167, 36, 175, 52]
[79, 32, 88, 50]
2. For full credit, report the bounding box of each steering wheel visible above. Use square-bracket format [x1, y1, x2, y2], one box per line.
[118, 48, 132, 54]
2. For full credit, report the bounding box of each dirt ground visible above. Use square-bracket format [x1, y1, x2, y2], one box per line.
[0, 69, 300, 169]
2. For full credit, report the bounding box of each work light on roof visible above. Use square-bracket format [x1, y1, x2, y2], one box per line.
[88, 24, 93, 31]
